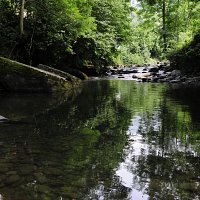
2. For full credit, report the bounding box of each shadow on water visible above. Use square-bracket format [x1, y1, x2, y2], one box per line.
[0, 80, 199, 199]
[0, 88, 81, 122]
[0, 81, 132, 199]
[166, 84, 200, 122]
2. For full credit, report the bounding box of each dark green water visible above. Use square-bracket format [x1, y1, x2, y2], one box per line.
[0, 80, 200, 200]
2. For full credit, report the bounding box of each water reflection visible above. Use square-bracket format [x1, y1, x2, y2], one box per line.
[0, 80, 199, 199]
[111, 82, 200, 200]
[0, 89, 80, 121]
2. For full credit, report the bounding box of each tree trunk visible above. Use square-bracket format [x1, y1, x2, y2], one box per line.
[162, 0, 167, 51]
[175, 0, 180, 43]
[19, 0, 25, 35]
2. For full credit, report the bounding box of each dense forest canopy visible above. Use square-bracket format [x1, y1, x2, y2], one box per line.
[0, 0, 199, 73]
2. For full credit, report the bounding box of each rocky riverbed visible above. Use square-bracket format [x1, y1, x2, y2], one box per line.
[105, 63, 200, 86]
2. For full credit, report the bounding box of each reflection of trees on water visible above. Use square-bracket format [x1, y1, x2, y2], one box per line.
[0, 81, 200, 200]
[166, 85, 200, 123]
[0, 80, 132, 199]
[121, 85, 200, 200]
[0, 89, 80, 121]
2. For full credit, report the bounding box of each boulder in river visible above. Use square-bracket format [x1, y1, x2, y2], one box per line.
[148, 67, 159, 73]
[132, 72, 152, 79]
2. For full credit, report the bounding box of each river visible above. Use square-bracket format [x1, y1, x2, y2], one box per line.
[0, 80, 200, 200]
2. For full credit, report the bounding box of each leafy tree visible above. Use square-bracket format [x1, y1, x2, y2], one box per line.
[0, 0, 96, 66]
[1, 0, 199, 69]
[136, 0, 200, 54]
[0, 0, 134, 71]
[69, 0, 134, 73]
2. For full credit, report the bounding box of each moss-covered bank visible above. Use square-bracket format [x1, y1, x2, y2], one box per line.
[0, 57, 81, 92]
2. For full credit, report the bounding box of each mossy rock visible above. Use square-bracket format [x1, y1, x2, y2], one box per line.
[0, 57, 81, 92]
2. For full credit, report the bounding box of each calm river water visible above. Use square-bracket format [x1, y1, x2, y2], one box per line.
[0, 80, 200, 200]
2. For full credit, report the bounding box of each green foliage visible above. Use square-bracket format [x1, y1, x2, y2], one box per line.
[80, 128, 101, 136]
[71, 0, 134, 71]
[0, 0, 96, 66]
[0, 0, 19, 56]
[133, 0, 200, 62]
[0, 0, 134, 71]
[0, 0, 199, 70]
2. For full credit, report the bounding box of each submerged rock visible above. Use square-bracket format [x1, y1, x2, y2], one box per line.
[131, 69, 138, 73]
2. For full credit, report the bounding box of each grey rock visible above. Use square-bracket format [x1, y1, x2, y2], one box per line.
[149, 67, 159, 73]
[171, 70, 181, 77]
[143, 68, 148, 71]
[131, 70, 138, 73]
[158, 79, 168, 83]
[142, 78, 147, 82]
[159, 74, 168, 79]
[152, 77, 159, 82]
[170, 79, 181, 83]
[180, 77, 186, 82]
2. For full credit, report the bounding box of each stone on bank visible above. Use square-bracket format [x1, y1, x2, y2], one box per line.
[0, 57, 81, 92]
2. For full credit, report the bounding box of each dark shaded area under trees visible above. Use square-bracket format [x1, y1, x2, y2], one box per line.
[169, 34, 200, 73]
